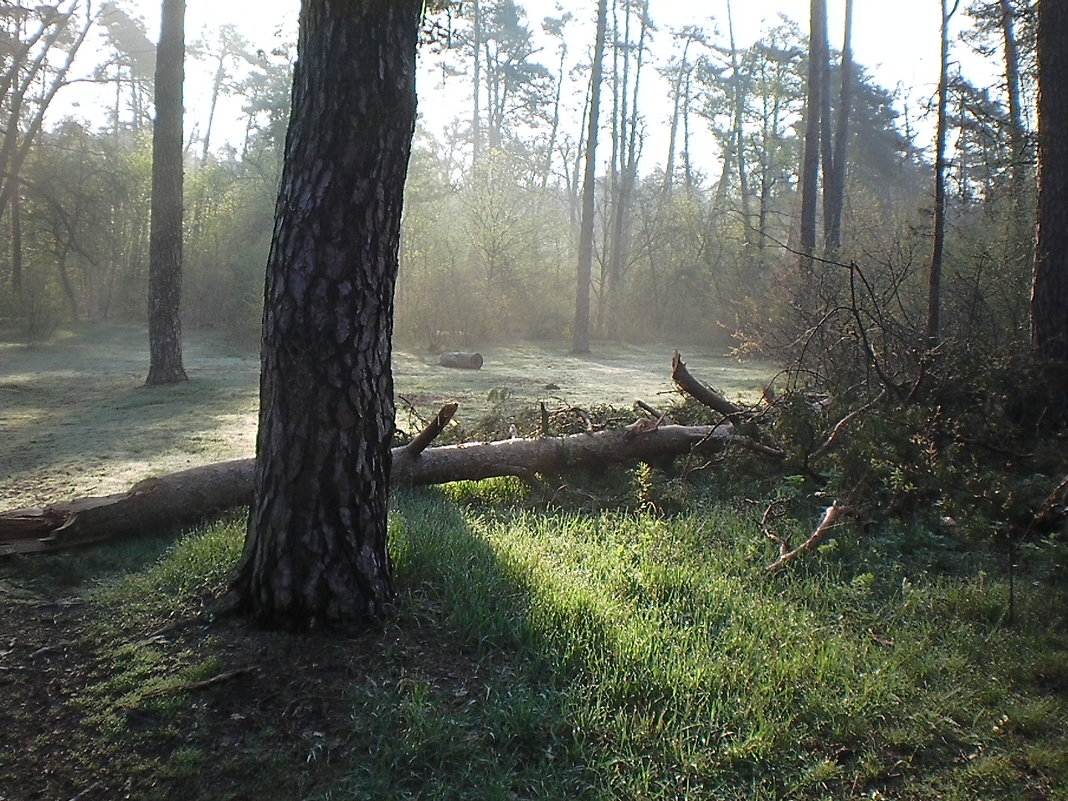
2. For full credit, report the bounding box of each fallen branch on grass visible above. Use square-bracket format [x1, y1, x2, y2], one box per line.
[1, 356, 790, 556]
[671, 350, 748, 424]
[766, 500, 854, 573]
[140, 667, 257, 700]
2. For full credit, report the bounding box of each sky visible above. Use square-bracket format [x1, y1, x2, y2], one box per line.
[81, 0, 997, 171]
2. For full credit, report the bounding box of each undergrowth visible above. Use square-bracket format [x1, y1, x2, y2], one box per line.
[59, 487, 1068, 801]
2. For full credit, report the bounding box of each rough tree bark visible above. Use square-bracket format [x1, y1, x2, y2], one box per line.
[231, 0, 421, 630]
[1031, 0, 1068, 362]
[146, 0, 188, 385]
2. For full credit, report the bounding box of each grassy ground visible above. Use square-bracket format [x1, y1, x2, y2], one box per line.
[0, 324, 767, 508]
[2, 492, 1065, 800]
[1, 325, 1066, 800]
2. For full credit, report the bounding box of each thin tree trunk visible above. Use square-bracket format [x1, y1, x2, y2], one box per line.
[682, 64, 694, 189]
[723, 0, 752, 241]
[1000, 0, 1026, 197]
[10, 183, 21, 294]
[664, 59, 682, 192]
[541, 28, 568, 189]
[798, 0, 825, 275]
[201, 50, 227, 162]
[928, 0, 960, 348]
[605, 0, 649, 337]
[573, 0, 608, 355]
[471, 0, 482, 169]
[146, 0, 188, 385]
[823, 0, 853, 254]
[569, 77, 590, 228]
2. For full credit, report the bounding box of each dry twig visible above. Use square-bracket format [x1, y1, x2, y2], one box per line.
[140, 667, 256, 700]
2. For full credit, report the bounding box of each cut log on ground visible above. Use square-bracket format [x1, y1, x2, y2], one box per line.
[439, 352, 484, 369]
[1, 421, 763, 555]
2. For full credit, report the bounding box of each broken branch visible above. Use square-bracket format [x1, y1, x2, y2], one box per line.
[406, 402, 458, 457]
[766, 500, 853, 573]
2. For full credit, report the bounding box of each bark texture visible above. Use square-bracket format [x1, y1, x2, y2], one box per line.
[146, 0, 188, 385]
[1031, 0, 1068, 362]
[232, 0, 421, 629]
[0, 461, 254, 556]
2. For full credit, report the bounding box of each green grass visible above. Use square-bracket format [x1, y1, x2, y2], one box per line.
[60, 491, 1068, 801]
[4, 323, 1066, 799]
[380, 492, 1068, 800]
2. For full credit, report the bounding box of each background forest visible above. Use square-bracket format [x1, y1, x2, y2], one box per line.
[3, 2, 1068, 799]
[0, 0, 1036, 356]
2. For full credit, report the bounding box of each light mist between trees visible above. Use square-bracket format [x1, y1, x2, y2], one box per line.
[0, 0, 1048, 359]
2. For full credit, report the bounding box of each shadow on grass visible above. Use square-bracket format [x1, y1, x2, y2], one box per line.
[300, 488, 592, 799]
[0, 324, 260, 505]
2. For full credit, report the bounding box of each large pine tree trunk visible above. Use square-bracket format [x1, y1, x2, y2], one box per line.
[146, 0, 188, 385]
[232, 0, 421, 630]
[1032, 0, 1068, 362]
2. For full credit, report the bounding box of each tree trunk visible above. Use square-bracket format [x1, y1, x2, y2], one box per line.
[540, 20, 568, 190]
[1000, 0, 1026, 199]
[797, 0, 825, 275]
[823, 0, 853, 254]
[573, 0, 608, 355]
[146, 0, 188, 385]
[470, 0, 482, 170]
[604, 0, 648, 337]
[0, 422, 761, 556]
[928, 0, 960, 348]
[1031, 0, 1068, 362]
[724, 0, 752, 242]
[232, 0, 421, 630]
[10, 183, 21, 293]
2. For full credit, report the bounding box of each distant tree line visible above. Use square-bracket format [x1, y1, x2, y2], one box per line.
[0, 0, 1043, 366]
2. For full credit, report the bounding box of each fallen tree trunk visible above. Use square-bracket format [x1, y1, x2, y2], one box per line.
[0, 460, 255, 555]
[1, 420, 756, 555]
[439, 351, 484, 369]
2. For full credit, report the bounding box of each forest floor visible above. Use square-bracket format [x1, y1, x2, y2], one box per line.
[1, 325, 1066, 801]
[0, 323, 769, 509]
